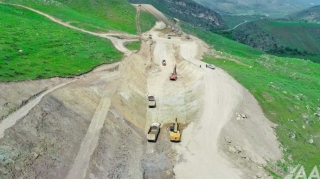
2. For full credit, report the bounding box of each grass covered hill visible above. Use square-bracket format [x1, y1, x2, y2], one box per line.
[1, 0, 138, 34]
[230, 20, 320, 63]
[0, 4, 124, 81]
[0, 0, 157, 81]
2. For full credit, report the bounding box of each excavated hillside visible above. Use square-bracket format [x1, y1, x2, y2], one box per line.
[0, 4, 282, 179]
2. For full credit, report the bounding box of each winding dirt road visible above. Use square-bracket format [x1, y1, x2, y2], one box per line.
[175, 43, 243, 178]
[143, 31, 243, 178]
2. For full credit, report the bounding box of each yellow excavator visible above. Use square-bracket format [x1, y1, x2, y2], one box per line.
[169, 118, 181, 142]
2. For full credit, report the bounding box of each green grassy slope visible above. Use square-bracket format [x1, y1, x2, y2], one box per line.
[125, 41, 140, 51]
[231, 20, 320, 63]
[2, 0, 138, 34]
[188, 25, 320, 176]
[221, 14, 268, 28]
[181, 22, 264, 60]
[139, 11, 157, 32]
[264, 21, 320, 53]
[0, 4, 123, 81]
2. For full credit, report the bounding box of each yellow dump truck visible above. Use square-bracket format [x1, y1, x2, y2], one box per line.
[169, 118, 181, 142]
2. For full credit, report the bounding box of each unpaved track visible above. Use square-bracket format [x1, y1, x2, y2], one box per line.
[137, 4, 181, 31]
[0, 79, 76, 139]
[146, 34, 243, 178]
[66, 97, 111, 179]
[135, 6, 142, 35]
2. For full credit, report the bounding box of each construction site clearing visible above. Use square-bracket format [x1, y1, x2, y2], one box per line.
[0, 5, 283, 178]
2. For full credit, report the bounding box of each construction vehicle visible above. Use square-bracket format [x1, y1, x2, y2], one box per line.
[162, 60, 166, 66]
[147, 123, 161, 142]
[147, 94, 156, 108]
[169, 118, 181, 142]
[169, 65, 177, 81]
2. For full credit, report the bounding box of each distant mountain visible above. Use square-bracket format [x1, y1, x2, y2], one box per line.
[128, 0, 228, 31]
[192, 0, 314, 15]
[230, 19, 320, 61]
[287, 5, 320, 23]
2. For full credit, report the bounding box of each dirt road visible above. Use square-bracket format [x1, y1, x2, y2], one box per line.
[142, 32, 242, 178]
[0, 80, 76, 139]
[66, 97, 111, 179]
[135, 6, 142, 35]
[135, 4, 181, 31]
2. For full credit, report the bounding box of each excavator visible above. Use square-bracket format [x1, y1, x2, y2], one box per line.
[169, 118, 181, 142]
[169, 65, 177, 81]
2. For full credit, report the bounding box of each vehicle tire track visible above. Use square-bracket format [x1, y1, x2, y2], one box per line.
[135, 6, 142, 35]
[65, 96, 111, 179]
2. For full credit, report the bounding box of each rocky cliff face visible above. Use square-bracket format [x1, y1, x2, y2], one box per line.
[129, 0, 228, 30]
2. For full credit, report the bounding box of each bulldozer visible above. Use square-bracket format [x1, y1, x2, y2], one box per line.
[169, 65, 177, 81]
[169, 118, 181, 142]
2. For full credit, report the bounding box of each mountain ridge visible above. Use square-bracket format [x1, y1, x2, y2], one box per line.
[128, 0, 228, 30]
[287, 5, 320, 23]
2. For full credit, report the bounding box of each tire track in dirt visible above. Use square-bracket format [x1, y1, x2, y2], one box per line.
[0, 79, 76, 139]
[135, 6, 142, 35]
[65, 97, 111, 179]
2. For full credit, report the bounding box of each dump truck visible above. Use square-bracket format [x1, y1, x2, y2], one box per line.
[162, 60, 166, 66]
[169, 65, 177, 81]
[169, 118, 181, 142]
[147, 123, 161, 142]
[147, 94, 156, 108]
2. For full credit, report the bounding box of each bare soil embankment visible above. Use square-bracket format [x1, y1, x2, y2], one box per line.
[0, 67, 120, 178]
